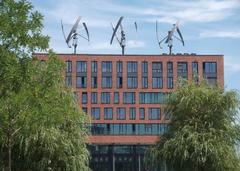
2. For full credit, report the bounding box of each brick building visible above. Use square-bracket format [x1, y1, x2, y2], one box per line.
[36, 53, 224, 171]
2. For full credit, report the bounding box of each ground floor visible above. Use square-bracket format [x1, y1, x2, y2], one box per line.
[89, 144, 170, 171]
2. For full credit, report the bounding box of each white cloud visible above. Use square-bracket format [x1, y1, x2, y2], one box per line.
[127, 40, 145, 48]
[199, 30, 240, 38]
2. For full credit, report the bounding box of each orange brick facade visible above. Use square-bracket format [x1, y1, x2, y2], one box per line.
[35, 53, 224, 145]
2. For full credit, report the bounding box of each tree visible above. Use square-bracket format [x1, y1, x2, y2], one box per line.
[146, 81, 240, 171]
[0, 0, 90, 170]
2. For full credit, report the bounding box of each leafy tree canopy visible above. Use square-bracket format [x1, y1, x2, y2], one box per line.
[146, 81, 240, 171]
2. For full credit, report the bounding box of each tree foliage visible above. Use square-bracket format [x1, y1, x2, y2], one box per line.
[0, 0, 90, 170]
[146, 81, 240, 171]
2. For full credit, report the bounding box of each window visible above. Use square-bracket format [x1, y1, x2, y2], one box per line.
[167, 77, 173, 89]
[91, 76, 97, 88]
[117, 108, 126, 120]
[65, 76, 72, 87]
[177, 62, 188, 79]
[102, 61, 112, 73]
[76, 76, 87, 88]
[152, 77, 163, 88]
[142, 77, 148, 88]
[139, 108, 145, 120]
[123, 92, 135, 104]
[116, 61, 123, 73]
[77, 61, 87, 73]
[127, 61, 138, 88]
[152, 62, 162, 73]
[102, 61, 112, 88]
[148, 108, 161, 120]
[192, 62, 198, 83]
[167, 62, 173, 89]
[104, 108, 113, 120]
[127, 61, 138, 73]
[91, 108, 100, 120]
[91, 92, 98, 104]
[129, 107, 136, 120]
[66, 60, 72, 72]
[117, 77, 123, 88]
[139, 92, 167, 104]
[102, 76, 112, 88]
[101, 92, 110, 104]
[117, 61, 123, 88]
[127, 77, 137, 88]
[82, 92, 88, 104]
[114, 92, 119, 104]
[142, 61, 148, 73]
[152, 62, 163, 88]
[91, 61, 97, 73]
[203, 62, 217, 85]
[82, 107, 88, 114]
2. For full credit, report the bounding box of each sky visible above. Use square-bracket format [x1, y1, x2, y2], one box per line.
[31, 0, 240, 91]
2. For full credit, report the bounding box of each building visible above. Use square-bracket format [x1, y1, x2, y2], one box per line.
[36, 53, 224, 171]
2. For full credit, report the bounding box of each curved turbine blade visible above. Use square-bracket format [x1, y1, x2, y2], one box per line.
[110, 16, 124, 45]
[134, 22, 137, 32]
[155, 20, 160, 43]
[61, 20, 71, 48]
[176, 27, 184, 46]
[83, 22, 90, 41]
[66, 16, 82, 43]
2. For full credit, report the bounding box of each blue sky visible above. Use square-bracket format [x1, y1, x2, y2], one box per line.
[31, 0, 240, 91]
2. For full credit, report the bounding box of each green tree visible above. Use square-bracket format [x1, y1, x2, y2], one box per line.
[146, 81, 240, 171]
[0, 0, 90, 170]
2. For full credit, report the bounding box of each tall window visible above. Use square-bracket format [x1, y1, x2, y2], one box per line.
[177, 62, 188, 79]
[91, 108, 100, 120]
[142, 61, 148, 88]
[129, 107, 136, 120]
[104, 108, 113, 120]
[192, 62, 198, 83]
[123, 92, 135, 104]
[91, 92, 98, 104]
[102, 61, 112, 88]
[139, 108, 145, 120]
[91, 61, 98, 88]
[66, 60, 72, 72]
[65, 61, 72, 87]
[91, 61, 97, 73]
[139, 92, 167, 104]
[167, 62, 173, 89]
[152, 62, 163, 88]
[114, 92, 119, 104]
[127, 61, 138, 88]
[117, 108, 126, 120]
[82, 92, 88, 104]
[77, 61, 87, 72]
[148, 108, 161, 120]
[203, 62, 217, 85]
[76, 61, 87, 88]
[101, 92, 110, 104]
[76, 76, 87, 88]
[116, 61, 123, 88]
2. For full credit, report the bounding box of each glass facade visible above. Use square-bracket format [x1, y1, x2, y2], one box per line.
[91, 123, 168, 135]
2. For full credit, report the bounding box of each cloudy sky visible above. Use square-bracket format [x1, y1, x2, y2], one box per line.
[31, 0, 240, 91]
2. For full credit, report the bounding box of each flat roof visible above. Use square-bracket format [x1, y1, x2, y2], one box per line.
[34, 53, 224, 57]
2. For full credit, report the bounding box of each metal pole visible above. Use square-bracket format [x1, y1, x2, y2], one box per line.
[138, 155, 141, 171]
[113, 153, 115, 171]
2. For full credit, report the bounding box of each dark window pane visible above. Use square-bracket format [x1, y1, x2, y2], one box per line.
[91, 92, 98, 104]
[76, 76, 87, 88]
[66, 61, 72, 72]
[148, 108, 161, 120]
[82, 92, 88, 104]
[139, 108, 145, 120]
[91, 61, 97, 73]
[129, 107, 136, 120]
[114, 92, 119, 104]
[123, 92, 135, 104]
[104, 107, 113, 120]
[101, 92, 110, 104]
